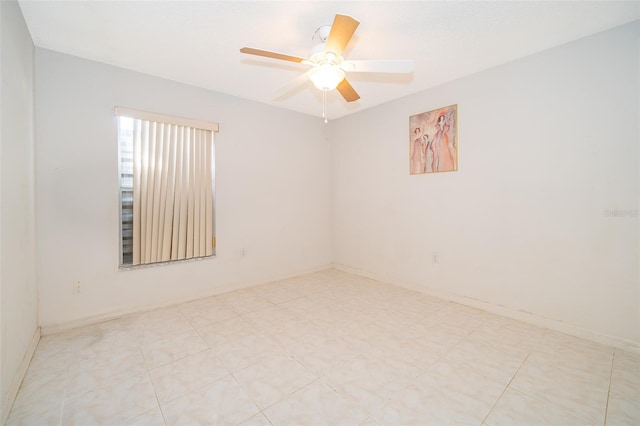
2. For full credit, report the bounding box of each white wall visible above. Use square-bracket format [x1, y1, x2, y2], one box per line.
[0, 0, 39, 420]
[35, 49, 332, 330]
[331, 22, 639, 347]
[28, 17, 640, 350]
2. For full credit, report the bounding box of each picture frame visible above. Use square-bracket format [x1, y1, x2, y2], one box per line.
[409, 104, 458, 174]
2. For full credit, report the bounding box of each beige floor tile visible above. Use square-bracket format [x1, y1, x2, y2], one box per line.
[362, 339, 435, 380]
[510, 352, 610, 425]
[136, 309, 194, 344]
[378, 381, 487, 425]
[471, 317, 545, 350]
[61, 373, 158, 425]
[25, 346, 70, 376]
[443, 338, 528, 385]
[611, 350, 640, 401]
[9, 369, 66, 420]
[428, 303, 490, 330]
[181, 304, 239, 328]
[404, 322, 470, 355]
[66, 346, 146, 398]
[485, 387, 586, 426]
[290, 337, 357, 376]
[223, 294, 275, 315]
[160, 375, 259, 426]
[238, 413, 273, 426]
[35, 333, 73, 356]
[533, 333, 614, 380]
[325, 354, 414, 419]
[196, 316, 256, 348]
[606, 393, 640, 426]
[6, 402, 62, 426]
[214, 331, 285, 372]
[413, 357, 506, 421]
[177, 295, 225, 313]
[141, 329, 209, 368]
[242, 306, 299, 330]
[149, 349, 230, 403]
[233, 353, 318, 409]
[123, 406, 166, 426]
[263, 381, 364, 426]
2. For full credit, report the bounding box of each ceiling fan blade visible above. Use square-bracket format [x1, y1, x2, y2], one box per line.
[274, 72, 311, 99]
[240, 47, 306, 63]
[342, 60, 413, 74]
[324, 14, 360, 57]
[336, 78, 360, 102]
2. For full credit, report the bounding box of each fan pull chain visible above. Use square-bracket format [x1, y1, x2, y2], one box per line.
[322, 90, 328, 124]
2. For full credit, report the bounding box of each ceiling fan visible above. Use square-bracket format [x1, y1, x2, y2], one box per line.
[240, 14, 413, 121]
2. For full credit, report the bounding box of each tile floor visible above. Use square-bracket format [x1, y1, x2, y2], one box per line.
[7, 269, 640, 425]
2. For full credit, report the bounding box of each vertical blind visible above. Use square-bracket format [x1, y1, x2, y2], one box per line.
[116, 107, 218, 266]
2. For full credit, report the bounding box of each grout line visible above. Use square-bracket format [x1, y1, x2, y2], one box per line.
[144, 368, 168, 426]
[140, 345, 169, 426]
[148, 370, 167, 426]
[259, 409, 275, 425]
[228, 371, 263, 423]
[603, 350, 616, 426]
[57, 343, 73, 426]
[480, 335, 535, 425]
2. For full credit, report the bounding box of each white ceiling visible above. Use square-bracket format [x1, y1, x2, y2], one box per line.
[18, 1, 639, 120]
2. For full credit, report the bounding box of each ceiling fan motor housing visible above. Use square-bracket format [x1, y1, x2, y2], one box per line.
[310, 25, 332, 57]
[313, 25, 331, 44]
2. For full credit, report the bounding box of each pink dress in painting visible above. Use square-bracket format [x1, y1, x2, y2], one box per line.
[410, 132, 426, 174]
[432, 115, 456, 172]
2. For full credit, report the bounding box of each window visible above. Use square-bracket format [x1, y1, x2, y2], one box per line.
[116, 107, 218, 267]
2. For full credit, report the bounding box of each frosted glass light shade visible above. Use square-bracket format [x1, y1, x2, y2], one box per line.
[308, 64, 345, 91]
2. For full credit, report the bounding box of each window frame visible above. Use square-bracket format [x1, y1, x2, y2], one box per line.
[116, 107, 218, 269]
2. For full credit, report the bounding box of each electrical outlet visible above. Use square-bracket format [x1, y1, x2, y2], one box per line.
[241, 248, 247, 257]
[73, 281, 81, 294]
[432, 253, 439, 264]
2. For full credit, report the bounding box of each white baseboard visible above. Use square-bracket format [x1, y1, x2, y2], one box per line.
[40, 263, 333, 336]
[2, 327, 40, 425]
[333, 263, 640, 354]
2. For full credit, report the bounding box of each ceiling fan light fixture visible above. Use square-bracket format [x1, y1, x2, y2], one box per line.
[308, 64, 345, 91]
[241, 13, 408, 106]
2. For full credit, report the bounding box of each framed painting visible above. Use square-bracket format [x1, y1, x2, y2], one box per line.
[409, 104, 458, 174]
